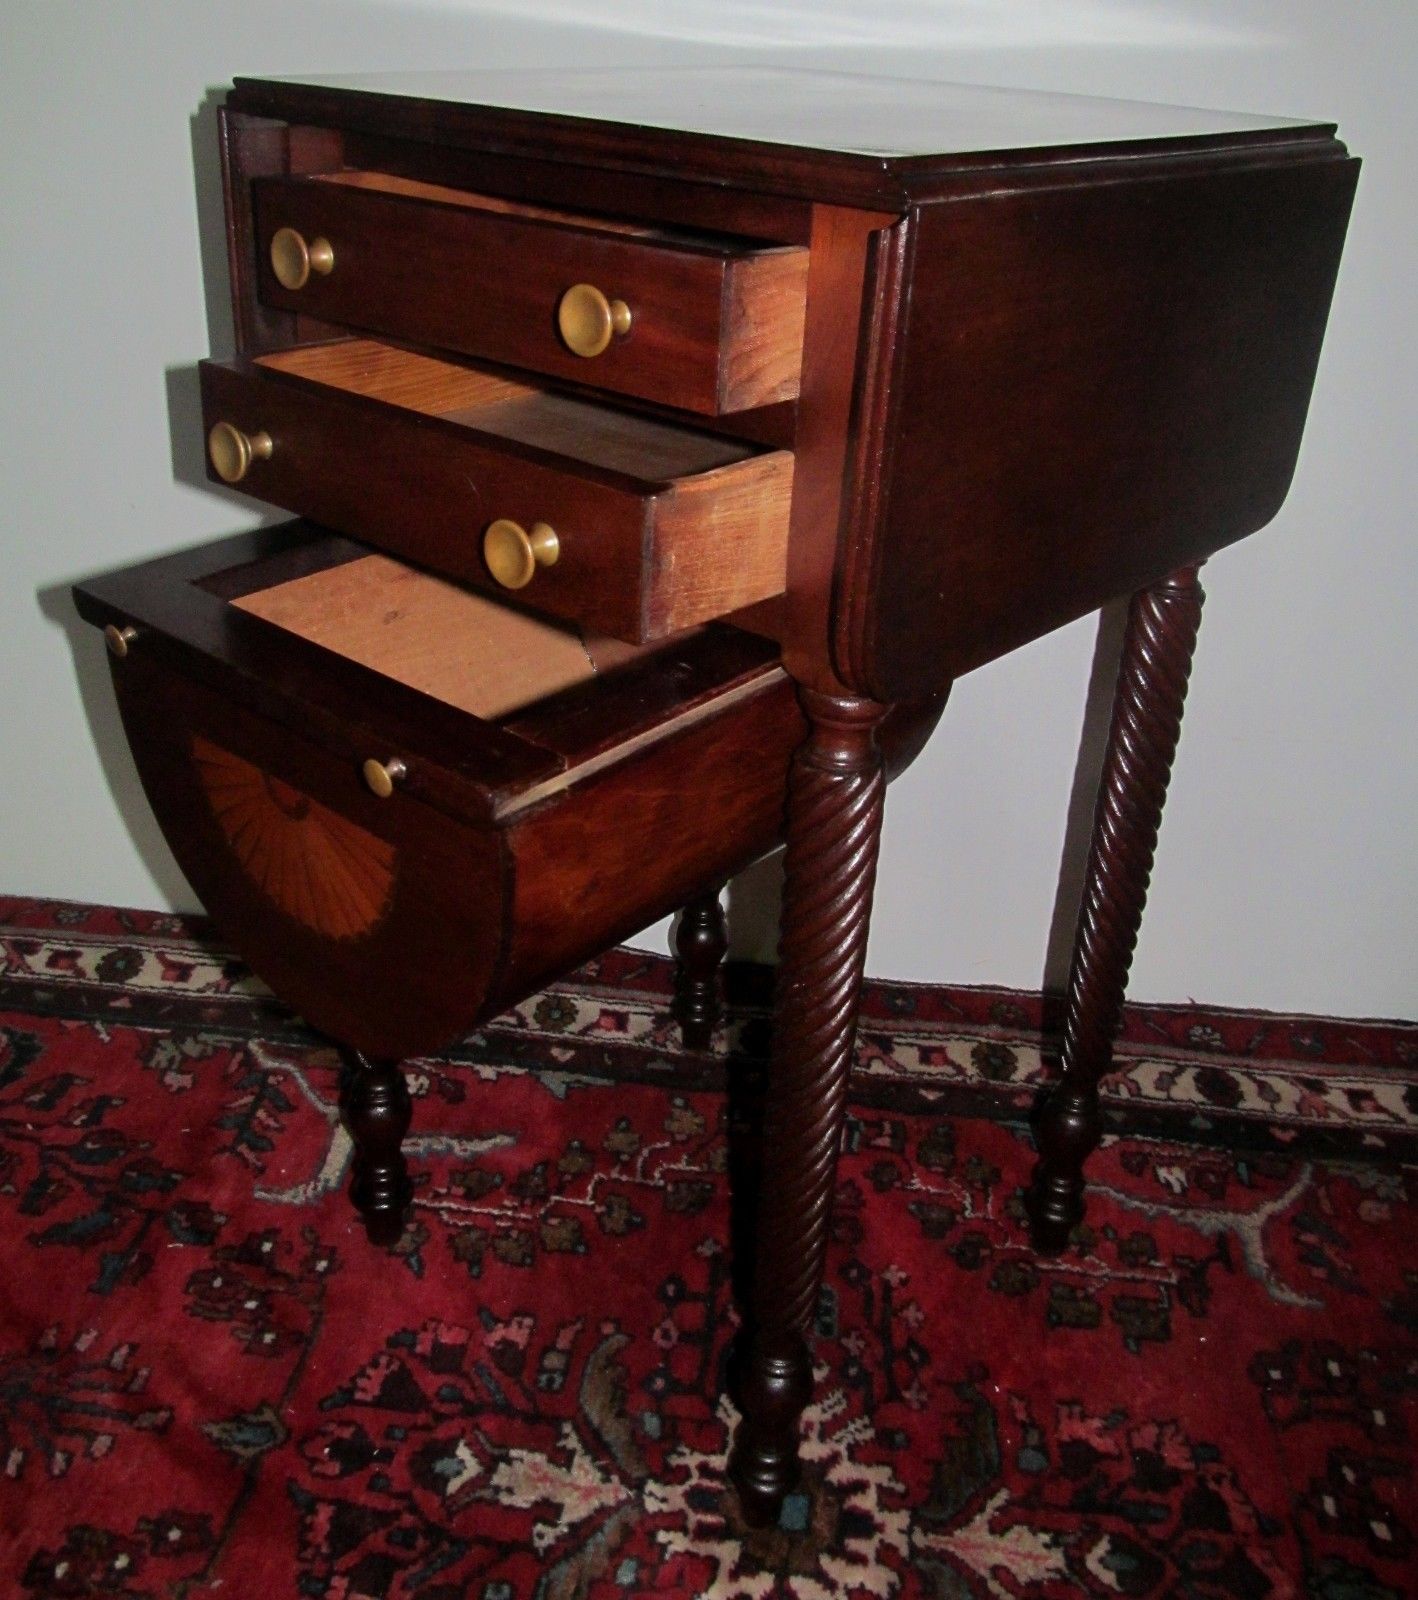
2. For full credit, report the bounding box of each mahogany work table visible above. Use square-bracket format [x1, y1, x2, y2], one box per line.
[74, 68, 1356, 1527]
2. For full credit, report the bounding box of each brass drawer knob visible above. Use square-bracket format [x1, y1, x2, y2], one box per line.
[362, 756, 407, 799]
[270, 226, 335, 291]
[208, 421, 273, 484]
[104, 624, 139, 659]
[557, 283, 631, 358]
[483, 518, 560, 590]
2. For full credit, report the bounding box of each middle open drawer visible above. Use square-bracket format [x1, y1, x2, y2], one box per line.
[200, 339, 794, 642]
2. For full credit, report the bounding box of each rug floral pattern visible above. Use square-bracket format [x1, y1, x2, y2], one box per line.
[1, 898, 1414, 1598]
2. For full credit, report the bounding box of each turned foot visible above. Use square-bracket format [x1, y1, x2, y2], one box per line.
[729, 1329, 813, 1526]
[1026, 1088, 1102, 1253]
[673, 887, 727, 1051]
[1027, 566, 1204, 1251]
[340, 1051, 413, 1247]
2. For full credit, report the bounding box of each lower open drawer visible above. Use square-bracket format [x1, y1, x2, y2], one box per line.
[75, 524, 806, 1057]
[199, 339, 793, 642]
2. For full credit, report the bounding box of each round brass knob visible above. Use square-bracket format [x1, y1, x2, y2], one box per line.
[207, 421, 273, 484]
[270, 226, 335, 291]
[362, 756, 407, 799]
[483, 519, 560, 590]
[104, 624, 138, 659]
[556, 283, 631, 358]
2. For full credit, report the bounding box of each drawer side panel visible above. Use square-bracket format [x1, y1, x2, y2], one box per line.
[501, 674, 805, 1005]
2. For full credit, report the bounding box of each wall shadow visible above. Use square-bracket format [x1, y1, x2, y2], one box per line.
[35, 578, 195, 909]
[724, 849, 786, 965]
[168, 90, 276, 507]
[191, 87, 238, 360]
[26, 90, 273, 915]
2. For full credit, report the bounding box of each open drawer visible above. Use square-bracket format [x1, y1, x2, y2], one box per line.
[74, 524, 807, 1058]
[200, 339, 793, 642]
[251, 171, 809, 415]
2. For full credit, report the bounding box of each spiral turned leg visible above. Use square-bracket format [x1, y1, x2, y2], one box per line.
[729, 691, 888, 1526]
[340, 1051, 413, 1248]
[673, 887, 728, 1051]
[1028, 566, 1205, 1254]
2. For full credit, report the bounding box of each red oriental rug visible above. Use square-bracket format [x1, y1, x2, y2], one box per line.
[1, 895, 1415, 1599]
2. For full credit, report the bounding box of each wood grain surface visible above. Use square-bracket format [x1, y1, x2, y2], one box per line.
[232, 553, 599, 720]
[252, 173, 807, 413]
[202, 346, 793, 641]
[835, 151, 1358, 698]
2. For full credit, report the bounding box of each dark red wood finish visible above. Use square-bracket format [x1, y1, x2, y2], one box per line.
[253, 175, 807, 414]
[673, 889, 728, 1051]
[1027, 566, 1206, 1252]
[198, 355, 792, 643]
[340, 130, 817, 245]
[78, 73, 1356, 1528]
[835, 154, 1357, 699]
[728, 691, 889, 1524]
[776, 204, 899, 691]
[226, 73, 1341, 211]
[342, 1052, 415, 1246]
[108, 647, 506, 1059]
[77, 529, 564, 820]
[218, 109, 346, 355]
[76, 527, 810, 1058]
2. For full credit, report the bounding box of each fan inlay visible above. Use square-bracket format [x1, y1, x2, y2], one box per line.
[192, 735, 397, 940]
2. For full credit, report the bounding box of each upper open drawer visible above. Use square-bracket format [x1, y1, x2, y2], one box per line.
[200, 339, 793, 642]
[251, 172, 809, 415]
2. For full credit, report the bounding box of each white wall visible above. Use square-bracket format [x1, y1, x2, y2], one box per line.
[3, 1, 1413, 1019]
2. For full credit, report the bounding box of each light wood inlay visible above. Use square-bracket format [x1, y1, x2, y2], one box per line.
[193, 735, 398, 940]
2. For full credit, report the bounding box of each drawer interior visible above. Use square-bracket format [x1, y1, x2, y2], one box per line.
[254, 339, 763, 481]
[78, 523, 787, 822]
[225, 546, 650, 720]
[312, 170, 668, 239]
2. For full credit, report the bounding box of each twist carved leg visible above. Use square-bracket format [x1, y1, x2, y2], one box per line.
[673, 887, 728, 1051]
[1027, 565, 1205, 1253]
[340, 1051, 413, 1247]
[729, 691, 888, 1526]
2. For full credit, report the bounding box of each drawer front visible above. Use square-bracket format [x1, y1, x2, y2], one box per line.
[76, 530, 566, 821]
[200, 348, 793, 642]
[252, 175, 808, 415]
[110, 648, 508, 1059]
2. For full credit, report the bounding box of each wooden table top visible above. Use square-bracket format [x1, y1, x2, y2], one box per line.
[231, 69, 1334, 208]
